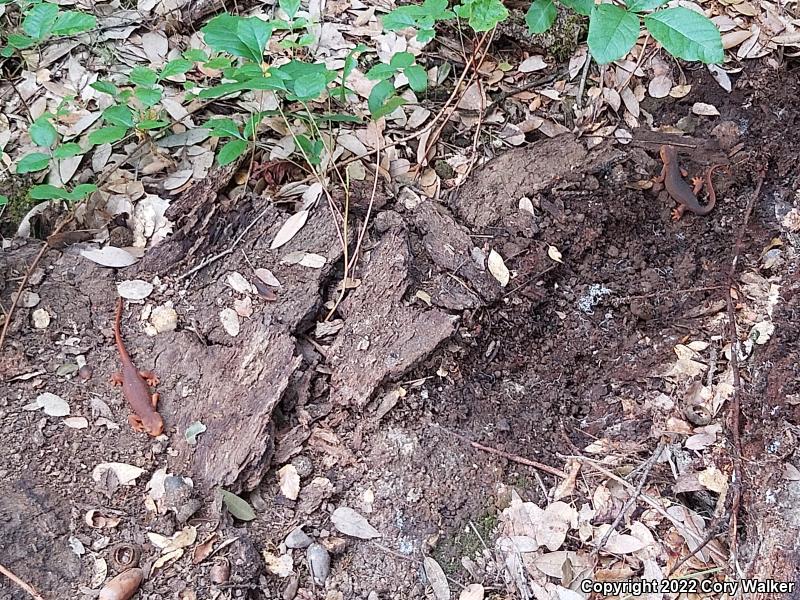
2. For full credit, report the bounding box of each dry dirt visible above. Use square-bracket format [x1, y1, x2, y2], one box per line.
[2, 60, 800, 599]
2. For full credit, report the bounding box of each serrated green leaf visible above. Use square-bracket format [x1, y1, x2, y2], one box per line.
[102, 105, 134, 128]
[526, 0, 557, 33]
[88, 125, 128, 145]
[202, 14, 273, 63]
[129, 66, 158, 87]
[220, 488, 256, 520]
[135, 86, 162, 107]
[293, 72, 328, 100]
[644, 8, 723, 63]
[51, 10, 96, 35]
[217, 139, 248, 165]
[404, 64, 428, 92]
[366, 62, 397, 81]
[91, 80, 118, 96]
[7, 34, 36, 49]
[53, 143, 82, 158]
[560, 0, 593, 16]
[390, 51, 415, 69]
[29, 116, 58, 147]
[137, 119, 169, 130]
[23, 2, 58, 40]
[207, 117, 242, 138]
[588, 4, 640, 64]
[454, 0, 509, 32]
[183, 48, 208, 62]
[160, 58, 193, 79]
[626, 0, 669, 11]
[29, 184, 67, 199]
[16, 152, 50, 174]
[280, 0, 301, 18]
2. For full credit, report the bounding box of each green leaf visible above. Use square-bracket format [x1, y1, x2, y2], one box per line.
[23, 2, 58, 40]
[30, 183, 97, 201]
[217, 139, 248, 165]
[183, 48, 208, 62]
[51, 10, 96, 35]
[343, 44, 366, 82]
[526, 0, 557, 33]
[644, 7, 723, 63]
[16, 152, 50, 174]
[91, 80, 118, 96]
[559, 0, 593, 17]
[293, 72, 328, 100]
[53, 143, 83, 158]
[0, 195, 8, 207]
[382, 0, 455, 31]
[7, 34, 36, 49]
[102, 105, 134, 128]
[243, 112, 267, 139]
[29, 116, 58, 147]
[280, 0, 301, 19]
[88, 125, 128, 144]
[390, 51, 415, 68]
[295, 134, 322, 166]
[202, 14, 273, 63]
[220, 488, 256, 521]
[368, 79, 406, 118]
[207, 117, 242, 138]
[626, 0, 669, 11]
[454, 0, 509, 32]
[587, 4, 640, 64]
[29, 184, 67, 199]
[160, 58, 193, 79]
[129, 66, 158, 87]
[404, 64, 428, 92]
[417, 28, 436, 43]
[204, 56, 232, 70]
[366, 62, 397, 81]
[137, 119, 170, 130]
[135, 86, 163, 107]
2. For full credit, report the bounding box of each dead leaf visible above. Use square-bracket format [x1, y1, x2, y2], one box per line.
[192, 533, 218, 564]
[331, 506, 381, 539]
[533, 551, 570, 578]
[537, 501, 576, 551]
[487, 249, 510, 287]
[81, 246, 139, 268]
[92, 462, 145, 486]
[226, 271, 255, 295]
[457, 82, 485, 111]
[64, 416, 89, 429]
[278, 465, 300, 501]
[219, 308, 240, 337]
[519, 55, 547, 72]
[271, 210, 310, 249]
[255, 268, 281, 287]
[423, 556, 450, 600]
[692, 102, 720, 116]
[547, 245, 563, 263]
[23, 392, 70, 416]
[85, 509, 121, 529]
[459, 583, 485, 600]
[595, 526, 647, 554]
[116, 280, 154, 300]
[648, 75, 672, 98]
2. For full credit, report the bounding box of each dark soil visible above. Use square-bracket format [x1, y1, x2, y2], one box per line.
[2, 60, 799, 599]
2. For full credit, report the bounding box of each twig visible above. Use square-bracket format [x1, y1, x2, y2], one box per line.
[433, 423, 569, 479]
[617, 33, 651, 92]
[7, 75, 34, 122]
[592, 439, 666, 556]
[668, 517, 725, 576]
[345, 144, 381, 276]
[724, 165, 766, 563]
[486, 69, 569, 111]
[0, 215, 72, 350]
[0, 563, 46, 600]
[575, 50, 593, 110]
[177, 204, 273, 281]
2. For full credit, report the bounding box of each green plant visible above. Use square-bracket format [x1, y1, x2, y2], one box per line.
[2, 0, 96, 54]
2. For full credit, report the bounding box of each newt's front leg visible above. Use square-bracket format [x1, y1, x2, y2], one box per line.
[139, 370, 159, 386]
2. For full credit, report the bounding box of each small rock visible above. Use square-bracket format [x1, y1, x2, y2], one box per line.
[285, 527, 313, 549]
[210, 558, 231, 584]
[321, 536, 347, 555]
[19, 291, 40, 308]
[306, 543, 330, 586]
[283, 575, 300, 600]
[32, 308, 51, 329]
[150, 305, 178, 333]
[290, 455, 313, 479]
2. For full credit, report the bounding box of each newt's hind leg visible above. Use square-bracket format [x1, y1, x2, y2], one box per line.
[110, 372, 123, 385]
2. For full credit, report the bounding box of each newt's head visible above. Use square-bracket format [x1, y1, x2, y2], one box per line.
[144, 413, 164, 436]
[659, 145, 678, 163]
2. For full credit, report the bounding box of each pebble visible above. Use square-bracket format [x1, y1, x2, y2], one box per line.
[285, 527, 312, 549]
[306, 543, 330, 586]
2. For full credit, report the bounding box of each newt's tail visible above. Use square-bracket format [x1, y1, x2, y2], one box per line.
[114, 297, 131, 362]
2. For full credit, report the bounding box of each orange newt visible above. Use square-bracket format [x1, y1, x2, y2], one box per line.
[653, 145, 725, 221]
[110, 297, 163, 436]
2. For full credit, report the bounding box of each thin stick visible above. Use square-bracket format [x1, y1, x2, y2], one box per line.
[346, 144, 381, 276]
[433, 424, 568, 479]
[7, 75, 34, 122]
[576, 50, 593, 110]
[724, 165, 766, 563]
[177, 204, 272, 281]
[0, 564, 46, 600]
[592, 439, 666, 556]
[617, 33, 651, 92]
[668, 517, 725, 576]
[0, 216, 72, 350]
